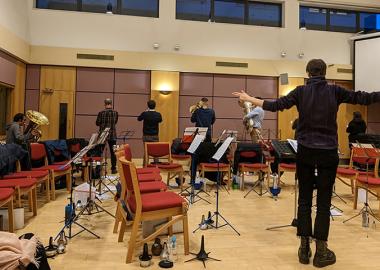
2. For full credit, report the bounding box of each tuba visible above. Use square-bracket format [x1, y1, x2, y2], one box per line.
[238, 100, 264, 143]
[189, 100, 204, 114]
[24, 110, 49, 142]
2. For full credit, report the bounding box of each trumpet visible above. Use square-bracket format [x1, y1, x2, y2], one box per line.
[24, 110, 49, 142]
[189, 100, 204, 114]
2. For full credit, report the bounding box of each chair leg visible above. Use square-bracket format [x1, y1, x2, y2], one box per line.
[168, 217, 173, 236]
[113, 203, 121, 234]
[51, 171, 56, 200]
[227, 169, 231, 190]
[32, 187, 37, 216]
[240, 171, 245, 191]
[353, 185, 358, 209]
[8, 199, 14, 233]
[179, 170, 183, 191]
[45, 177, 50, 202]
[350, 178, 355, 195]
[16, 188, 21, 208]
[28, 190, 33, 212]
[66, 173, 71, 192]
[118, 219, 126, 242]
[183, 212, 189, 255]
[167, 172, 170, 187]
[126, 214, 140, 263]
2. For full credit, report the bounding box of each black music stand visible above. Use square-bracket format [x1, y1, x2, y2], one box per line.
[180, 131, 211, 205]
[266, 140, 298, 230]
[55, 134, 101, 240]
[194, 135, 240, 236]
[95, 128, 116, 196]
[343, 143, 380, 226]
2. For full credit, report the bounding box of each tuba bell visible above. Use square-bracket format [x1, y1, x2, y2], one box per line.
[24, 110, 49, 142]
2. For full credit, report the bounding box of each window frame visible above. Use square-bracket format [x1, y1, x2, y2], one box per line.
[300, 5, 380, 34]
[176, 0, 283, 28]
[35, 0, 160, 18]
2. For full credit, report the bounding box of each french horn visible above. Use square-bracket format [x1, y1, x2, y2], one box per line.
[24, 110, 49, 142]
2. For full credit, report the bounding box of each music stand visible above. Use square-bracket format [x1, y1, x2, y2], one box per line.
[55, 135, 101, 240]
[95, 128, 116, 196]
[180, 133, 211, 205]
[343, 142, 380, 226]
[194, 135, 240, 236]
[266, 140, 298, 230]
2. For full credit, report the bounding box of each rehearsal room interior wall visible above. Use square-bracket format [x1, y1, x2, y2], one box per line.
[1, 0, 380, 156]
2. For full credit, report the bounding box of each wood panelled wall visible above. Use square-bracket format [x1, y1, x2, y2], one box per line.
[179, 73, 278, 141]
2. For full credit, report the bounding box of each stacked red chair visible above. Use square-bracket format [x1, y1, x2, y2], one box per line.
[0, 188, 15, 232]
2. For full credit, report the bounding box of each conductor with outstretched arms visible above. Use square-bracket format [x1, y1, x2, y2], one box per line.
[233, 59, 380, 268]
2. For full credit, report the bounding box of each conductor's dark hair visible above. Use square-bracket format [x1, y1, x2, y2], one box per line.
[147, 100, 156, 109]
[306, 59, 327, 77]
[13, 113, 25, 122]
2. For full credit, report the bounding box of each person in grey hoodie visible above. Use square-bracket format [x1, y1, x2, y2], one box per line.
[5, 113, 35, 144]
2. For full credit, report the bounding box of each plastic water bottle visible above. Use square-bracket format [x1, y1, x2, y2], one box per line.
[65, 204, 73, 225]
[362, 211, 369, 227]
[170, 235, 178, 262]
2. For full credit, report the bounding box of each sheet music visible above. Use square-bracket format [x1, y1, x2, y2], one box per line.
[187, 134, 205, 154]
[97, 127, 110, 145]
[184, 127, 208, 136]
[213, 136, 234, 161]
[287, 139, 298, 153]
[351, 143, 374, 148]
[88, 133, 98, 147]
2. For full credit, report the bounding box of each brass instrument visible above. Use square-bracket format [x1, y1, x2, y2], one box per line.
[238, 100, 263, 143]
[189, 100, 204, 114]
[24, 110, 49, 142]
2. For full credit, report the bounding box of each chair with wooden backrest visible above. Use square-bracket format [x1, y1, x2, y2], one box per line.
[113, 149, 167, 234]
[0, 188, 15, 232]
[4, 160, 50, 202]
[353, 148, 380, 212]
[145, 142, 184, 189]
[0, 178, 37, 217]
[30, 143, 71, 200]
[118, 156, 189, 263]
[337, 146, 378, 195]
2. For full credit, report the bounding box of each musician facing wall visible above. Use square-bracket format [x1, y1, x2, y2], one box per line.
[243, 100, 265, 143]
[190, 97, 215, 142]
[233, 59, 380, 268]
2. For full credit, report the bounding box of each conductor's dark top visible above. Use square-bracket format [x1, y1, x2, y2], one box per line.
[263, 76, 380, 149]
[96, 108, 118, 140]
[138, 110, 162, 135]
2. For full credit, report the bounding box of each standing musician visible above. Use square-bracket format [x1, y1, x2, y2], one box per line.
[242, 99, 265, 143]
[96, 98, 118, 174]
[233, 59, 380, 268]
[190, 97, 215, 142]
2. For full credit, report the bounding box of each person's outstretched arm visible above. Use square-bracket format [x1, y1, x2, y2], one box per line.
[336, 86, 380, 105]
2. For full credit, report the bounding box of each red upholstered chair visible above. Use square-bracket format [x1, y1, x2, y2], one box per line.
[122, 144, 160, 175]
[0, 178, 38, 217]
[237, 151, 271, 191]
[117, 157, 189, 263]
[4, 160, 51, 202]
[172, 154, 191, 177]
[30, 143, 71, 200]
[0, 188, 15, 232]
[113, 149, 167, 234]
[145, 142, 184, 189]
[278, 163, 297, 183]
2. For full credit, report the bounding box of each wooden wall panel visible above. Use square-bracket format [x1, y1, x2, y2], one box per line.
[115, 70, 150, 94]
[151, 71, 179, 142]
[278, 78, 304, 141]
[180, 73, 213, 96]
[246, 76, 278, 98]
[39, 66, 76, 140]
[76, 67, 114, 92]
[25, 90, 40, 111]
[40, 66, 76, 91]
[213, 74, 245, 97]
[26, 65, 40, 90]
[9, 62, 26, 123]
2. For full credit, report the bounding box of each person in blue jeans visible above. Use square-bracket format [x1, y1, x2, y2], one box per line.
[233, 59, 380, 268]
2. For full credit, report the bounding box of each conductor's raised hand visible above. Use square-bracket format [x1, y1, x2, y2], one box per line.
[232, 90, 251, 102]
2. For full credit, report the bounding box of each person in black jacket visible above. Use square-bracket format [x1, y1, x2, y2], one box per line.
[190, 97, 215, 142]
[138, 100, 162, 165]
[346, 111, 367, 143]
[233, 59, 380, 268]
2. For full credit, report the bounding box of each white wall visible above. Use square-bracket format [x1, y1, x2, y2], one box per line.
[0, 0, 30, 42]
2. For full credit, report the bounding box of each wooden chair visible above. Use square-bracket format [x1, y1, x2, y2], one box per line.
[4, 160, 50, 202]
[118, 156, 189, 263]
[30, 143, 71, 200]
[0, 178, 38, 217]
[200, 162, 231, 190]
[0, 188, 15, 232]
[113, 148, 167, 234]
[145, 142, 184, 189]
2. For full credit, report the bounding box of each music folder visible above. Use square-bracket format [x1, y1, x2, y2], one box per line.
[187, 134, 206, 154]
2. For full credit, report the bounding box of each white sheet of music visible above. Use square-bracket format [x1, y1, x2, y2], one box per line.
[351, 143, 374, 148]
[287, 139, 298, 153]
[212, 136, 234, 161]
[187, 134, 205, 154]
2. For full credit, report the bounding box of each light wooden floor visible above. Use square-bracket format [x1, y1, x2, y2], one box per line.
[16, 168, 380, 270]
